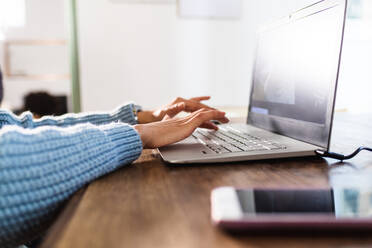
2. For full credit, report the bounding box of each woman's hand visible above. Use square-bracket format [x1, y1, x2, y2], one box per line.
[134, 108, 228, 149]
[137, 96, 228, 124]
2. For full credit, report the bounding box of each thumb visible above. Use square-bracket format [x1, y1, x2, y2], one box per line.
[163, 102, 186, 120]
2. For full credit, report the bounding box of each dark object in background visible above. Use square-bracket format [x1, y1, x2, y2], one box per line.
[14, 92, 68, 117]
[53, 95, 68, 116]
[25, 92, 56, 117]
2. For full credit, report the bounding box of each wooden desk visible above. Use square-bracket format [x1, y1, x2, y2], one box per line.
[42, 112, 372, 248]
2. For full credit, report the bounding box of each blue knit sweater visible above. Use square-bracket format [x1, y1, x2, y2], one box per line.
[0, 103, 143, 248]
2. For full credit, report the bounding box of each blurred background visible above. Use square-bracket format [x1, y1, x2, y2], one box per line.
[0, 0, 371, 117]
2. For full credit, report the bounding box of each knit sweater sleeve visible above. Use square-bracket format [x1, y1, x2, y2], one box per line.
[0, 123, 143, 248]
[0, 103, 140, 129]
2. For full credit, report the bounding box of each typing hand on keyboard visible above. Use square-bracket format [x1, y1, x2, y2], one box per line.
[134, 108, 229, 149]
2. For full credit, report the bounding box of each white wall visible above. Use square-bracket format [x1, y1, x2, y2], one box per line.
[77, 0, 314, 111]
[0, 0, 70, 110]
[337, 17, 372, 113]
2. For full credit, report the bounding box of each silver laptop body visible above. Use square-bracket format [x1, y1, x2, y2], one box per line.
[159, 0, 347, 164]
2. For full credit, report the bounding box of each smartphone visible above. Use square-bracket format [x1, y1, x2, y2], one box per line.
[211, 187, 372, 230]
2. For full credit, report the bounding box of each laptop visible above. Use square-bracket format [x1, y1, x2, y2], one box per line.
[159, 0, 347, 164]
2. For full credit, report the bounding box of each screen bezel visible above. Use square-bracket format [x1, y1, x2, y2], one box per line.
[247, 0, 348, 150]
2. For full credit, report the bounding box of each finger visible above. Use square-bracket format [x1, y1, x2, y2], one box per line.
[172, 96, 216, 113]
[189, 109, 227, 127]
[200, 121, 219, 131]
[163, 115, 172, 121]
[172, 97, 185, 104]
[182, 100, 216, 113]
[189, 108, 229, 123]
[190, 96, 211, 102]
[164, 102, 186, 119]
[219, 116, 230, 123]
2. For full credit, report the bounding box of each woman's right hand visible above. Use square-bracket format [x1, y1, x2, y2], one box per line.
[133, 107, 228, 149]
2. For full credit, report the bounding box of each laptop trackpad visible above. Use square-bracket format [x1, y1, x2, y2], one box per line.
[159, 140, 215, 161]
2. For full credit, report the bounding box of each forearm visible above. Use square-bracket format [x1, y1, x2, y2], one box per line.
[0, 123, 142, 247]
[0, 103, 140, 129]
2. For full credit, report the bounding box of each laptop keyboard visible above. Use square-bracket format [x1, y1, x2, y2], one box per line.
[191, 127, 287, 154]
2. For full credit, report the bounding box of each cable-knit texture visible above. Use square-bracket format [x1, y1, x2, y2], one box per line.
[0, 104, 143, 248]
[0, 102, 138, 129]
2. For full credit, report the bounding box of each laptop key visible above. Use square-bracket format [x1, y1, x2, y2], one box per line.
[221, 144, 243, 153]
[206, 144, 230, 154]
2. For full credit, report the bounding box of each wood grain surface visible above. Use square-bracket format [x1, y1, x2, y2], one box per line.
[41, 112, 372, 248]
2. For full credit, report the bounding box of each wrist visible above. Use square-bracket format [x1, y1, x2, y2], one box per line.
[133, 124, 147, 148]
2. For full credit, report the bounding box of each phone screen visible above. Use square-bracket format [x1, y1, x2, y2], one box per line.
[236, 188, 372, 218]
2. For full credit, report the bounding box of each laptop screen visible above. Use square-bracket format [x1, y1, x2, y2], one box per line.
[248, 0, 347, 149]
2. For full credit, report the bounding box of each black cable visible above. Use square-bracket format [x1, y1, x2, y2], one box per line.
[315, 147, 372, 161]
